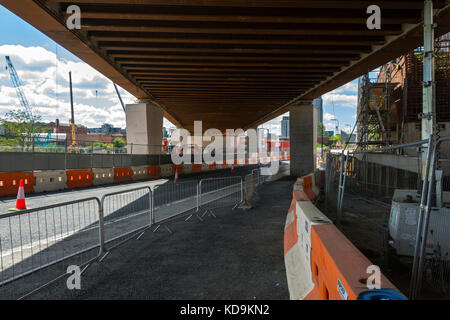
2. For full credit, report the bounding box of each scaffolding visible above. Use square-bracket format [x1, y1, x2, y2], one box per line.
[356, 32, 450, 153]
[356, 63, 398, 150]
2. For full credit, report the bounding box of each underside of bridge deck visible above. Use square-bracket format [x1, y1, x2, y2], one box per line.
[1, 0, 450, 131]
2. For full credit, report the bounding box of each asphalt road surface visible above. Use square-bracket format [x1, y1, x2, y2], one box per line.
[29, 176, 294, 300]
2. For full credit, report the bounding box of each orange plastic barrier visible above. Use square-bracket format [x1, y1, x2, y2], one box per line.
[292, 175, 317, 202]
[209, 162, 217, 170]
[114, 167, 133, 183]
[285, 173, 405, 300]
[307, 224, 401, 300]
[147, 165, 161, 179]
[0, 172, 35, 197]
[66, 169, 93, 189]
[220, 161, 229, 168]
[192, 164, 202, 173]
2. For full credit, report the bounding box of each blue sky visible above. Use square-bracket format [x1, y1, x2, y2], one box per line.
[0, 5, 357, 135]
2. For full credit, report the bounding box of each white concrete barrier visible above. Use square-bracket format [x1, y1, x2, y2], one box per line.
[285, 174, 404, 300]
[93, 168, 115, 186]
[34, 170, 67, 193]
[131, 166, 149, 181]
[160, 164, 173, 178]
[183, 164, 193, 174]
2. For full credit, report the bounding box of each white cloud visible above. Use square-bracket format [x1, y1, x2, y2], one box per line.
[331, 81, 358, 94]
[323, 112, 335, 121]
[324, 121, 337, 132]
[323, 93, 357, 109]
[0, 45, 176, 129]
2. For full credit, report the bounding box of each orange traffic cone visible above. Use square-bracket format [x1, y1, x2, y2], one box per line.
[9, 179, 27, 211]
[174, 169, 179, 183]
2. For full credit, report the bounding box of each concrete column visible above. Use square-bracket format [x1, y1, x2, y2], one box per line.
[125, 99, 163, 154]
[290, 100, 317, 177]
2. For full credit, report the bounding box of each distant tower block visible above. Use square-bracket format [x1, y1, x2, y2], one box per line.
[313, 96, 323, 125]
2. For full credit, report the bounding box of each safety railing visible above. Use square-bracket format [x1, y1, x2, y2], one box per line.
[198, 177, 243, 217]
[152, 181, 199, 224]
[0, 169, 276, 299]
[101, 187, 152, 251]
[0, 197, 102, 300]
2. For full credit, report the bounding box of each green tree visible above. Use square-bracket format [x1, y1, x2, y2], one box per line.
[317, 122, 326, 137]
[93, 141, 105, 148]
[0, 110, 42, 149]
[113, 138, 126, 149]
[329, 134, 341, 148]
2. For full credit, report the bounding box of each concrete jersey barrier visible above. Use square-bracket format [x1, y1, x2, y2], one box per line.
[0, 158, 262, 196]
[284, 173, 406, 300]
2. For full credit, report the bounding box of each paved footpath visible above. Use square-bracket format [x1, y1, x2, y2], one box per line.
[31, 177, 294, 300]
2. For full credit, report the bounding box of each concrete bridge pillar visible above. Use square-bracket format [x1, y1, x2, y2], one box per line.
[125, 99, 163, 155]
[290, 100, 317, 177]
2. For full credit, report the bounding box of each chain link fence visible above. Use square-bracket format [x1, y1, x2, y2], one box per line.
[323, 137, 450, 299]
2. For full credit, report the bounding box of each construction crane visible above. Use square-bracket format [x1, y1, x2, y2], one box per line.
[113, 83, 126, 112]
[5, 56, 34, 121]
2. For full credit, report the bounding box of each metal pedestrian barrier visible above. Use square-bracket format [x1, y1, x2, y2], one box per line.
[0, 197, 102, 300]
[0, 173, 256, 299]
[152, 181, 199, 225]
[101, 187, 152, 251]
[199, 176, 243, 217]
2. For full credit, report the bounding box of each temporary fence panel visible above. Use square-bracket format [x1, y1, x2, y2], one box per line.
[323, 139, 436, 299]
[0, 197, 101, 300]
[410, 137, 450, 299]
[152, 181, 199, 224]
[101, 187, 152, 251]
[199, 176, 243, 212]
